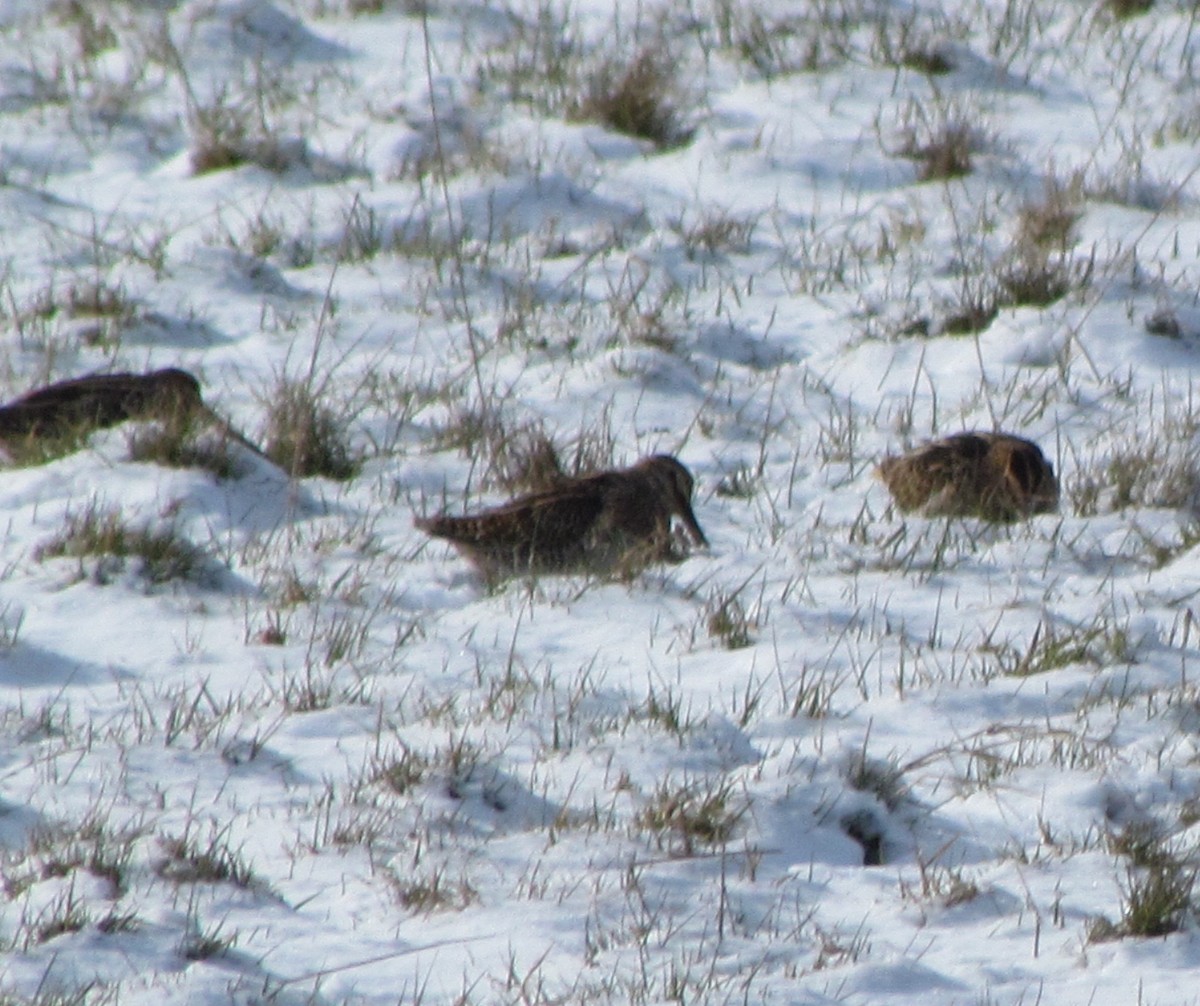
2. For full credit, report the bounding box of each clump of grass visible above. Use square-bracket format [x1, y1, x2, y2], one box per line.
[189, 99, 305, 176]
[606, 271, 688, 352]
[993, 181, 1088, 309]
[29, 887, 90, 946]
[1120, 861, 1195, 935]
[635, 777, 746, 855]
[981, 617, 1136, 678]
[637, 681, 696, 741]
[427, 408, 557, 491]
[940, 283, 999, 336]
[1005, 623, 1097, 676]
[571, 48, 693, 149]
[23, 817, 139, 898]
[434, 408, 619, 499]
[713, 0, 856, 77]
[389, 864, 478, 914]
[900, 46, 954, 75]
[896, 115, 979, 182]
[1090, 824, 1197, 941]
[1107, 821, 1175, 869]
[1110, 443, 1200, 511]
[236, 207, 315, 267]
[373, 748, 428, 796]
[334, 199, 386, 263]
[1070, 434, 1200, 515]
[994, 253, 1075, 308]
[1101, 0, 1154, 19]
[810, 923, 872, 970]
[724, 10, 811, 77]
[671, 208, 757, 260]
[65, 280, 137, 322]
[156, 831, 256, 888]
[476, 1, 583, 114]
[905, 860, 981, 906]
[9, 278, 141, 348]
[97, 909, 141, 934]
[1145, 310, 1182, 339]
[262, 376, 359, 480]
[868, 12, 956, 75]
[428, 403, 491, 456]
[179, 921, 237, 961]
[782, 663, 837, 720]
[35, 502, 206, 585]
[480, 12, 692, 149]
[938, 198, 1089, 335]
[487, 419, 566, 494]
[704, 588, 757, 650]
[127, 420, 238, 479]
[844, 750, 907, 810]
[715, 464, 757, 498]
[1016, 176, 1084, 254]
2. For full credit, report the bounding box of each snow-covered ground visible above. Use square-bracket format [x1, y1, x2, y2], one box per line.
[2, 0, 1200, 1003]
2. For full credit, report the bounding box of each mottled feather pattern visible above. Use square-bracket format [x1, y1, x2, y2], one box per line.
[877, 432, 1059, 522]
[0, 368, 204, 440]
[415, 455, 708, 580]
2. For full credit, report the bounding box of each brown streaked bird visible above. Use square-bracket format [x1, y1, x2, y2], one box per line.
[415, 454, 709, 581]
[0, 368, 204, 441]
[0, 368, 270, 464]
[876, 431, 1059, 522]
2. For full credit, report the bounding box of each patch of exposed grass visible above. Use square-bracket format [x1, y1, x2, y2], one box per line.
[389, 864, 478, 914]
[940, 288, 999, 336]
[373, 748, 428, 796]
[571, 48, 692, 149]
[704, 588, 757, 650]
[844, 751, 907, 811]
[35, 502, 207, 585]
[127, 420, 238, 479]
[979, 617, 1136, 678]
[1070, 430, 1200, 516]
[1017, 177, 1084, 254]
[179, 921, 237, 962]
[1089, 855, 1196, 941]
[635, 777, 746, 855]
[1101, 0, 1154, 19]
[670, 208, 757, 260]
[995, 251, 1077, 308]
[156, 830, 257, 888]
[262, 376, 359, 480]
[487, 418, 566, 494]
[188, 97, 306, 176]
[480, 10, 692, 149]
[897, 116, 979, 182]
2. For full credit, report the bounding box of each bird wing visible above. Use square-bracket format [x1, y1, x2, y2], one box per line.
[417, 481, 608, 550]
[10, 372, 146, 408]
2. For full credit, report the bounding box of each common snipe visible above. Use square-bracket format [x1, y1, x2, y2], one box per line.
[0, 368, 204, 441]
[416, 454, 709, 580]
[877, 432, 1059, 521]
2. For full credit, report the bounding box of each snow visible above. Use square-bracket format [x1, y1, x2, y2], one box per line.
[1, 0, 1200, 1003]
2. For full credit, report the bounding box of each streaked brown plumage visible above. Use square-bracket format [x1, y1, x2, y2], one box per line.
[415, 454, 709, 580]
[877, 432, 1059, 521]
[0, 368, 204, 441]
[0, 367, 272, 466]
